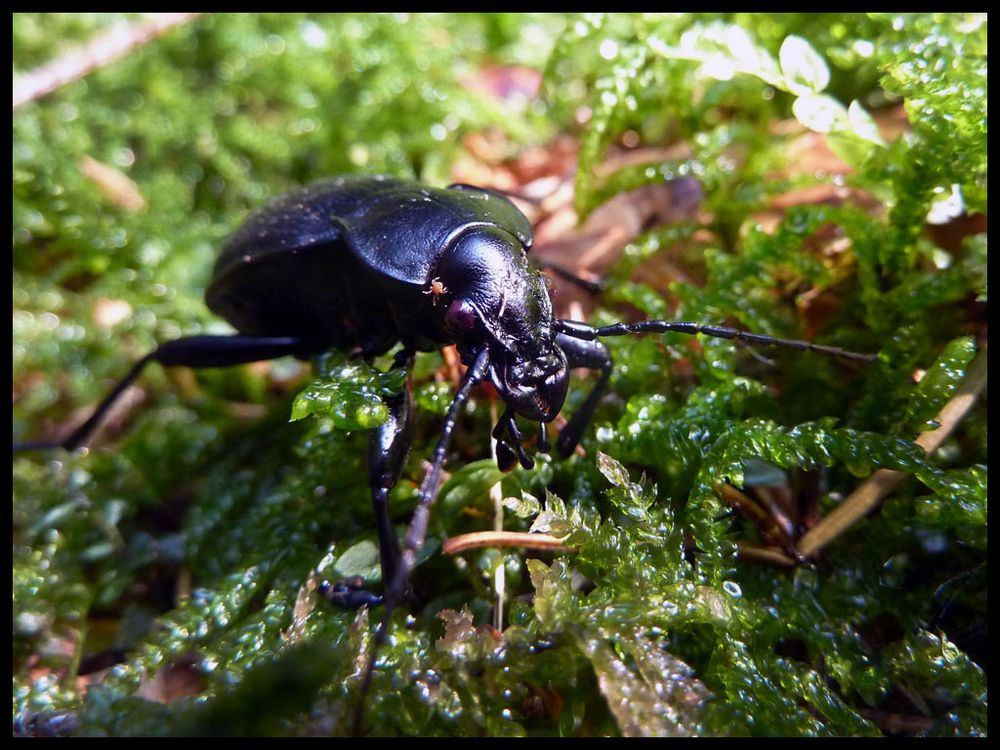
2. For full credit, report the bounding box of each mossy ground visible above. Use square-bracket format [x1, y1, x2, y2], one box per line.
[14, 13, 986, 736]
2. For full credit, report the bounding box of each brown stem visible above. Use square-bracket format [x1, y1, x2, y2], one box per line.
[797, 345, 987, 559]
[443, 531, 574, 556]
[734, 542, 798, 567]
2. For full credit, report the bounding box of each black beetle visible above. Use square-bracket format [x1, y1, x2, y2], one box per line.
[16, 174, 874, 724]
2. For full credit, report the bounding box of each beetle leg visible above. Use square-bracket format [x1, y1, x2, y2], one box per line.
[317, 578, 383, 609]
[493, 409, 533, 470]
[491, 415, 518, 472]
[14, 335, 309, 452]
[392, 346, 490, 601]
[536, 260, 606, 294]
[552, 331, 614, 458]
[365, 348, 415, 600]
[356, 348, 490, 730]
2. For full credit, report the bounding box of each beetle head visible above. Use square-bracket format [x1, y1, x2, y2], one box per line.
[436, 227, 569, 422]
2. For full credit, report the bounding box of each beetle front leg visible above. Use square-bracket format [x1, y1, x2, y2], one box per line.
[353, 348, 491, 732]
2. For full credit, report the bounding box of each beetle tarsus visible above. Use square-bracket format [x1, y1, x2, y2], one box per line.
[318, 579, 384, 609]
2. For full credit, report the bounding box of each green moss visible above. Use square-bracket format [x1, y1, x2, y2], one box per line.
[14, 13, 985, 737]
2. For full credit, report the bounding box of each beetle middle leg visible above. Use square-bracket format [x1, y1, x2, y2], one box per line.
[318, 348, 416, 610]
[354, 347, 491, 732]
[365, 348, 415, 601]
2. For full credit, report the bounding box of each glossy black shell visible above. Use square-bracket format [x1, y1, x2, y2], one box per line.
[205, 175, 533, 358]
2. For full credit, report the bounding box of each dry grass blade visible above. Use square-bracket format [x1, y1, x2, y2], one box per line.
[797, 345, 987, 559]
[13, 13, 201, 109]
[734, 542, 798, 568]
[442, 531, 574, 555]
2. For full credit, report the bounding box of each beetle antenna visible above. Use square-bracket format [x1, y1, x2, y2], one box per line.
[556, 319, 876, 362]
[354, 347, 490, 734]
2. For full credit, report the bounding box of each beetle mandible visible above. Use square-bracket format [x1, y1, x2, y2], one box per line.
[15, 174, 875, 707]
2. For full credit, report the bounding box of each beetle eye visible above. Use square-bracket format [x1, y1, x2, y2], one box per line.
[445, 299, 478, 334]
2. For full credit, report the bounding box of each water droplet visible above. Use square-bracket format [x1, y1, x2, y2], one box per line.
[264, 34, 286, 55]
[300, 20, 328, 48]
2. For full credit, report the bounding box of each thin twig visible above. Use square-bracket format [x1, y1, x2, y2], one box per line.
[797, 345, 987, 559]
[734, 542, 798, 567]
[14, 13, 202, 109]
[489, 399, 506, 631]
[716, 483, 802, 561]
[443, 531, 574, 556]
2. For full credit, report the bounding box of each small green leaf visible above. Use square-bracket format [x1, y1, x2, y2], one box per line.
[333, 540, 382, 581]
[596, 451, 630, 488]
[826, 131, 877, 170]
[903, 336, 977, 431]
[792, 93, 847, 133]
[290, 353, 404, 430]
[502, 491, 541, 519]
[529, 489, 575, 539]
[438, 459, 505, 510]
[847, 100, 886, 146]
[780, 35, 830, 95]
[528, 558, 574, 630]
[576, 626, 710, 737]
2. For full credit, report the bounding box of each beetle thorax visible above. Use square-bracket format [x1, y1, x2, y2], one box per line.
[433, 227, 569, 422]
